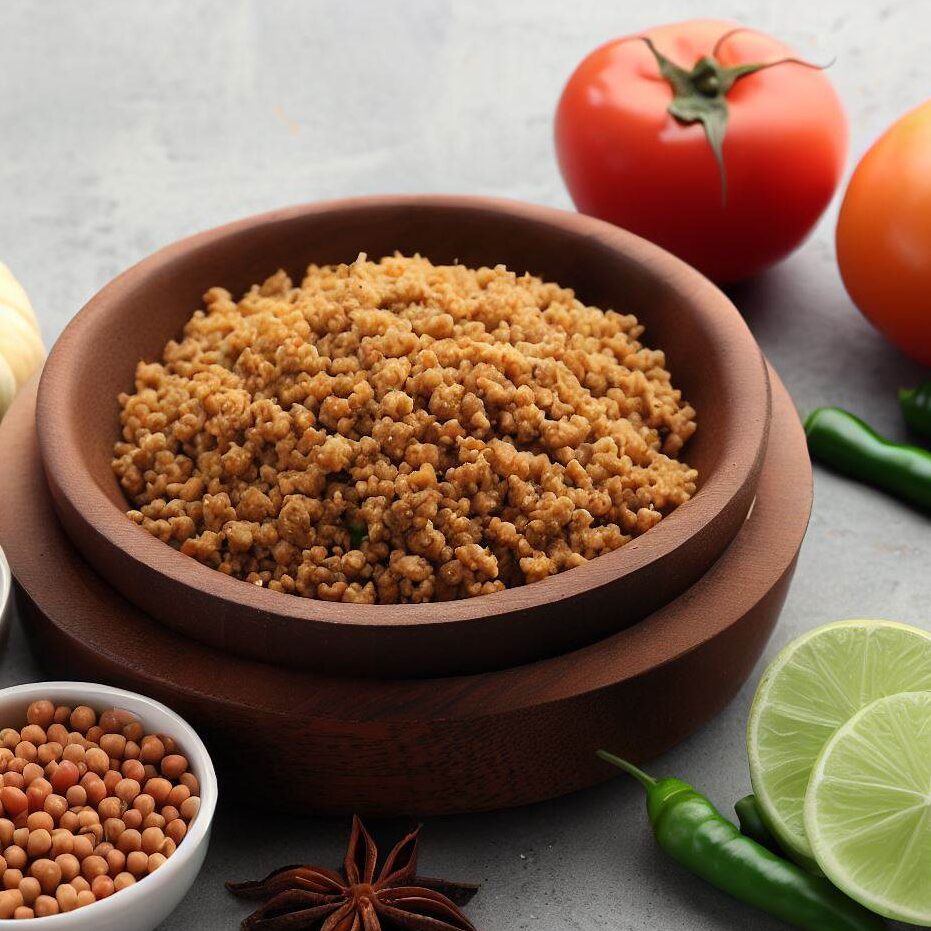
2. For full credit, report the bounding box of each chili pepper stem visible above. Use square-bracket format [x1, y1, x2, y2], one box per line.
[596, 750, 657, 788]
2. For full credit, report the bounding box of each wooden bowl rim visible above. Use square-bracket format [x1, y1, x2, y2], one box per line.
[36, 194, 770, 631]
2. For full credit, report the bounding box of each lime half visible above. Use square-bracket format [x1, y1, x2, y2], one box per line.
[748, 619, 931, 866]
[805, 691, 931, 924]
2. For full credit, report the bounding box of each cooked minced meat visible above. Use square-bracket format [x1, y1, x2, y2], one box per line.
[112, 254, 697, 604]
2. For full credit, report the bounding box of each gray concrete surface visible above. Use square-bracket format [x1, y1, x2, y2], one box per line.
[1, 1, 929, 928]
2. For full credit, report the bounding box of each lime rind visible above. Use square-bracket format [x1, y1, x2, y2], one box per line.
[804, 691, 931, 925]
[747, 619, 931, 868]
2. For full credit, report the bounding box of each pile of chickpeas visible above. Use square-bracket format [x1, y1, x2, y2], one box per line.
[0, 700, 200, 919]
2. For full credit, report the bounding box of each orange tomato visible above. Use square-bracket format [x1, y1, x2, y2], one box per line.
[836, 100, 931, 367]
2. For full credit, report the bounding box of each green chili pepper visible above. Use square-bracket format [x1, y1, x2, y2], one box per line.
[734, 794, 781, 854]
[805, 406, 931, 511]
[597, 752, 885, 931]
[899, 382, 931, 440]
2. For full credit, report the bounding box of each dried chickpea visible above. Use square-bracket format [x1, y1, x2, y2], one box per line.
[114, 778, 140, 804]
[70, 835, 93, 861]
[77, 811, 99, 831]
[160, 805, 179, 824]
[98, 796, 124, 820]
[34, 894, 58, 916]
[84, 748, 109, 776]
[28, 858, 60, 895]
[86, 727, 103, 745]
[147, 852, 166, 872]
[26, 830, 51, 858]
[160, 755, 187, 780]
[36, 743, 62, 766]
[50, 760, 79, 793]
[13, 905, 34, 919]
[92, 842, 113, 859]
[167, 783, 190, 807]
[17, 876, 39, 905]
[68, 876, 89, 894]
[13, 743, 36, 764]
[125, 850, 147, 876]
[12, 830, 27, 849]
[159, 837, 176, 858]
[55, 882, 77, 912]
[123, 742, 141, 762]
[4, 847, 25, 871]
[122, 808, 143, 830]
[122, 722, 143, 743]
[0, 731, 19, 752]
[165, 819, 186, 845]
[106, 848, 125, 875]
[26, 812, 53, 834]
[53, 708, 71, 726]
[0, 788, 27, 818]
[45, 725, 68, 746]
[139, 736, 165, 765]
[69, 708, 96, 733]
[3, 869, 22, 889]
[49, 830, 72, 858]
[99, 733, 126, 759]
[140, 827, 164, 855]
[91, 874, 114, 899]
[113, 871, 134, 892]
[144, 777, 171, 805]
[0, 748, 13, 770]
[0, 820, 14, 847]
[65, 785, 86, 808]
[103, 818, 124, 843]
[54, 854, 79, 882]
[83, 777, 106, 807]
[59, 812, 79, 834]
[60, 744, 84, 765]
[132, 793, 155, 817]
[44, 795, 67, 822]
[75, 889, 95, 908]
[5, 765, 25, 782]
[116, 829, 141, 854]
[142, 813, 165, 831]
[80, 855, 107, 881]
[179, 796, 199, 821]
[25, 704, 54, 731]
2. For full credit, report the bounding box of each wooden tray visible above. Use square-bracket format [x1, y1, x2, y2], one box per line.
[0, 369, 810, 815]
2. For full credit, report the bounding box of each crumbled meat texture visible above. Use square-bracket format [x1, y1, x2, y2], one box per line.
[112, 254, 697, 604]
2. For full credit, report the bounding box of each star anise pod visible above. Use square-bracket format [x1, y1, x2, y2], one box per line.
[227, 816, 480, 930]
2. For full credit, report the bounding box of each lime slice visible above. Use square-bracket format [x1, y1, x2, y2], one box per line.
[747, 619, 931, 866]
[805, 691, 931, 923]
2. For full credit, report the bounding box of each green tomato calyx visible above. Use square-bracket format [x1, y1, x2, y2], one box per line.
[639, 29, 831, 203]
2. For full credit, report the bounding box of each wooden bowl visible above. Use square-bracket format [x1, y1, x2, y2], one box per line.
[2, 368, 808, 814]
[36, 196, 770, 678]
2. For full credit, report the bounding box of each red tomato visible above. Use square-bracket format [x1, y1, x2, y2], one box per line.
[836, 100, 931, 367]
[555, 20, 848, 282]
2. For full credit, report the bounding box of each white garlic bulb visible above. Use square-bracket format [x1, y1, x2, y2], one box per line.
[0, 262, 45, 419]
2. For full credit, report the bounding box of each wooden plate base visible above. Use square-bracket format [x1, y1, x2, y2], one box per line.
[0, 369, 810, 815]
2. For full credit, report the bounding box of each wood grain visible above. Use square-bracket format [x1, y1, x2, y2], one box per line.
[0, 366, 809, 815]
[34, 196, 771, 677]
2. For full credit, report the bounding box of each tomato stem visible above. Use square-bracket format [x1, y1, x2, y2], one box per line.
[637, 32, 833, 204]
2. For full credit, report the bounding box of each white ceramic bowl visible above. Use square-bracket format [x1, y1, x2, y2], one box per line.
[0, 682, 217, 930]
[0, 547, 11, 649]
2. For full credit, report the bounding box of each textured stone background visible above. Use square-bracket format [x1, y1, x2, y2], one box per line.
[1, 1, 928, 927]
